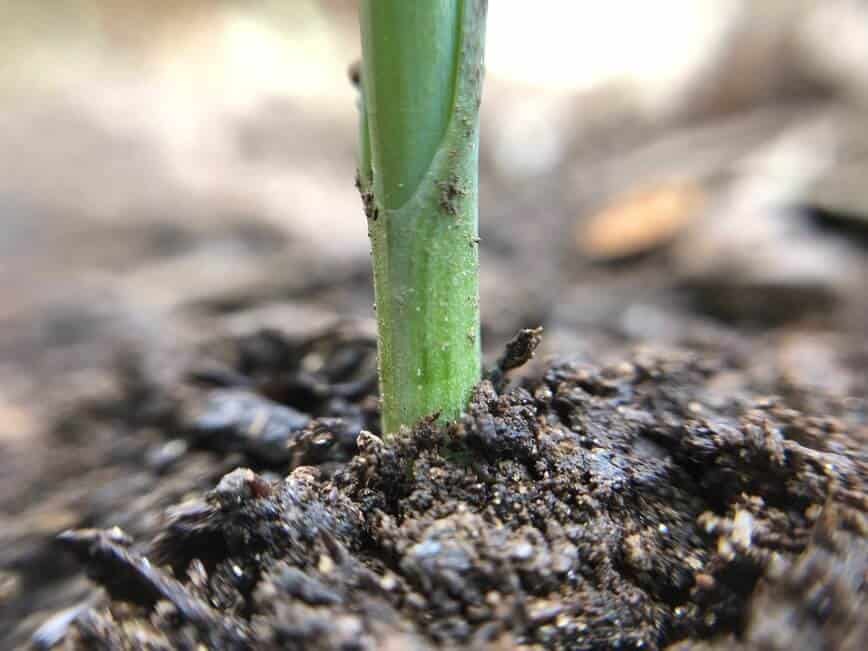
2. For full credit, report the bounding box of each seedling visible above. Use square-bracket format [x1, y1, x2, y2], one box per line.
[357, 1, 487, 435]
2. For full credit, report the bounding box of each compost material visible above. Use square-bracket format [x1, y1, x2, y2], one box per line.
[32, 326, 866, 650]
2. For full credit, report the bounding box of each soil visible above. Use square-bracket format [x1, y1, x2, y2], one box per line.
[3, 108, 867, 648]
[7, 318, 865, 650]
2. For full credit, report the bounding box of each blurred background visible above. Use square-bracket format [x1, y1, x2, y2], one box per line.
[1, 0, 867, 646]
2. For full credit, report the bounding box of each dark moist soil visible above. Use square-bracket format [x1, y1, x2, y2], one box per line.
[25, 324, 867, 650]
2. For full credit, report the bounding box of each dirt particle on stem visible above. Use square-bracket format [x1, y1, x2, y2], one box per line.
[438, 175, 466, 216]
[355, 172, 378, 221]
[347, 61, 361, 88]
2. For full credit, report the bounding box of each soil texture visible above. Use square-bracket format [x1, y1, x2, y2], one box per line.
[23, 325, 866, 650]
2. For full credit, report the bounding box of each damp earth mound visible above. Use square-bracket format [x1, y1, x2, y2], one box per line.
[36, 326, 867, 650]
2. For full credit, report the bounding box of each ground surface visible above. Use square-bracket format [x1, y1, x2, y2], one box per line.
[35, 326, 868, 650]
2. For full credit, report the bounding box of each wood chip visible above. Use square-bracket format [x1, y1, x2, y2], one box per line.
[577, 180, 704, 260]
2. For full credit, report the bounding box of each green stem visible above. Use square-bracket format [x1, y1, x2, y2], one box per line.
[359, 0, 486, 435]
